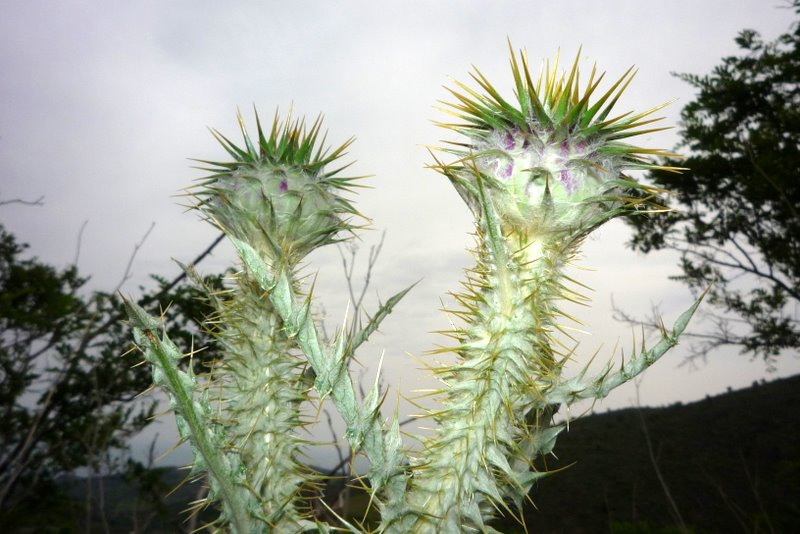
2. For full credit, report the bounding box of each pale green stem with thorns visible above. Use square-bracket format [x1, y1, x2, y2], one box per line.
[385, 175, 703, 532]
[228, 237, 410, 512]
[206, 272, 313, 531]
[124, 298, 257, 534]
[128, 264, 322, 533]
[385, 181, 585, 533]
[125, 46, 705, 534]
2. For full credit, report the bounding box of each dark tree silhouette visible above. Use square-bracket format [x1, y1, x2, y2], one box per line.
[625, 2, 800, 366]
[0, 218, 224, 528]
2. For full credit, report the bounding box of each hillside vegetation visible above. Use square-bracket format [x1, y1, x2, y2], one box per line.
[7, 374, 799, 533]
[518, 374, 800, 532]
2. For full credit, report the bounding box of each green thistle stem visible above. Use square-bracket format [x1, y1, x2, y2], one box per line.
[124, 299, 255, 534]
[214, 274, 311, 531]
[543, 288, 706, 406]
[388, 183, 578, 532]
[229, 237, 409, 512]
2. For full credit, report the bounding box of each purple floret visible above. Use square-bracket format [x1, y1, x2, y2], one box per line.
[499, 161, 514, 179]
[501, 131, 516, 151]
[559, 169, 577, 193]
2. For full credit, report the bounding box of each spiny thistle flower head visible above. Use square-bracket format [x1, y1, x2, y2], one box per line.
[435, 45, 680, 239]
[193, 109, 364, 263]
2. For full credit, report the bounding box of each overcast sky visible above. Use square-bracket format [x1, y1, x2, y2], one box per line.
[2, 1, 798, 467]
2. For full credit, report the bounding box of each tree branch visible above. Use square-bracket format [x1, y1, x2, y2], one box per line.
[0, 196, 45, 207]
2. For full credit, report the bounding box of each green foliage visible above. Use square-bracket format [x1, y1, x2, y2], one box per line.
[0, 219, 223, 523]
[626, 2, 800, 364]
[0, 223, 121, 509]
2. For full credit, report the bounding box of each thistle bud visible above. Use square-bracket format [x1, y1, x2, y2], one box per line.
[193, 109, 364, 263]
[436, 46, 681, 240]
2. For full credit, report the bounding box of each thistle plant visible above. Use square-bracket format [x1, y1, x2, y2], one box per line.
[125, 46, 703, 533]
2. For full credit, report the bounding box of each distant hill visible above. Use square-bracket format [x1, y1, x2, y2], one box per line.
[513, 373, 800, 533]
[10, 374, 799, 533]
